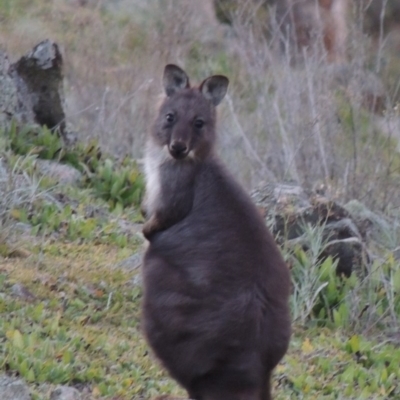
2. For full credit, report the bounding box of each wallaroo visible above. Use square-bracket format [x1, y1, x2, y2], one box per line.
[141, 64, 291, 400]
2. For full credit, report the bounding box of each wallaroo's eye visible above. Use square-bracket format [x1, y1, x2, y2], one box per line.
[165, 113, 174, 122]
[194, 119, 204, 129]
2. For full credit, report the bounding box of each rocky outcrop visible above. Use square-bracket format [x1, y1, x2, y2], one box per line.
[344, 199, 396, 247]
[35, 159, 82, 185]
[9, 39, 66, 133]
[0, 375, 31, 400]
[0, 51, 20, 128]
[0, 376, 86, 400]
[0, 40, 76, 143]
[50, 386, 81, 400]
[251, 182, 375, 277]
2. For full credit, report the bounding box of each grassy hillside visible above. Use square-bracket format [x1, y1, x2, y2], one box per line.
[0, 105, 399, 400]
[1, 1, 400, 399]
[2, 0, 400, 207]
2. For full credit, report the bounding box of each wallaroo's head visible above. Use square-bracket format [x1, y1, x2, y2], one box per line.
[151, 64, 229, 161]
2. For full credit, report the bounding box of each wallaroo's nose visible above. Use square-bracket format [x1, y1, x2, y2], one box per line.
[169, 141, 188, 159]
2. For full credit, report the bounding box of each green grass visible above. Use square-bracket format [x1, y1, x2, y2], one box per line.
[1, 1, 400, 398]
[1, 243, 400, 399]
[0, 175, 399, 399]
[0, 122, 399, 399]
[277, 329, 400, 399]
[0, 243, 184, 399]
[2, 122, 145, 212]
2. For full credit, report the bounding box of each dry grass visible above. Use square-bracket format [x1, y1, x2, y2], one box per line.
[1, 0, 400, 211]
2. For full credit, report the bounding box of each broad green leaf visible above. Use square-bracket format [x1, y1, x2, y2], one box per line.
[12, 330, 24, 349]
[349, 335, 360, 353]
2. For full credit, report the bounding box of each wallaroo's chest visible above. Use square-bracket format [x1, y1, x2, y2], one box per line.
[143, 143, 170, 216]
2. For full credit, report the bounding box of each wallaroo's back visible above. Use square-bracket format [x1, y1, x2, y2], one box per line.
[141, 64, 291, 400]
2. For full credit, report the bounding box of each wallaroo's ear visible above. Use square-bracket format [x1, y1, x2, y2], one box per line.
[163, 64, 190, 97]
[199, 75, 229, 106]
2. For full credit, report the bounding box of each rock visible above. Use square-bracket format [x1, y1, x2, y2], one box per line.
[131, 273, 143, 287]
[115, 250, 145, 287]
[116, 251, 143, 271]
[116, 220, 143, 237]
[13, 222, 33, 235]
[11, 283, 36, 302]
[1, 40, 78, 143]
[35, 159, 82, 185]
[9, 39, 66, 134]
[251, 182, 311, 213]
[0, 51, 20, 128]
[320, 218, 367, 277]
[50, 386, 81, 400]
[322, 218, 361, 242]
[344, 199, 393, 246]
[251, 182, 369, 276]
[0, 375, 31, 400]
[321, 237, 365, 277]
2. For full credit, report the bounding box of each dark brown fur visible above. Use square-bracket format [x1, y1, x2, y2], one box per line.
[142, 65, 291, 400]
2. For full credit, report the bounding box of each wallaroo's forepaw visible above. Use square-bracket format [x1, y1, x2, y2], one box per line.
[142, 221, 161, 241]
[142, 214, 165, 240]
[142, 223, 154, 241]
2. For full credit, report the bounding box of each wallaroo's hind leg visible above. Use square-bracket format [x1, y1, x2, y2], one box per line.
[187, 389, 202, 400]
[261, 370, 272, 400]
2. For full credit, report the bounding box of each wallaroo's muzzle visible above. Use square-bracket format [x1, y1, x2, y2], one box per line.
[169, 141, 189, 159]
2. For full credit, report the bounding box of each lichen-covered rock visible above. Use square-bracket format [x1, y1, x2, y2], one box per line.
[11, 283, 36, 302]
[35, 159, 82, 185]
[344, 199, 395, 246]
[50, 386, 81, 400]
[0, 51, 21, 128]
[321, 237, 365, 277]
[0, 375, 31, 400]
[0, 40, 77, 144]
[9, 39, 66, 134]
[251, 182, 369, 276]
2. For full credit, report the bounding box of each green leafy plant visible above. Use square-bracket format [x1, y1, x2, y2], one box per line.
[288, 222, 359, 328]
[88, 158, 144, 210]
[11, 198, 139, 247]
[3, 121, 145, 210]
[8, 121, 63, 160]
[313, 257, 357, 327]
[288, 219, 400, 334]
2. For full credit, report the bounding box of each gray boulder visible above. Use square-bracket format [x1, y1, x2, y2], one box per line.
[0, 40, 77, 144]
[0, 51, 20, 127]
[251, 182, 369, 276]
[9, 39, 66, 134]
[0, 375, 31, 400]
[35, 159, 82, 185]
[50, 386, 81, 400]
[344, 199, 395, 246]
